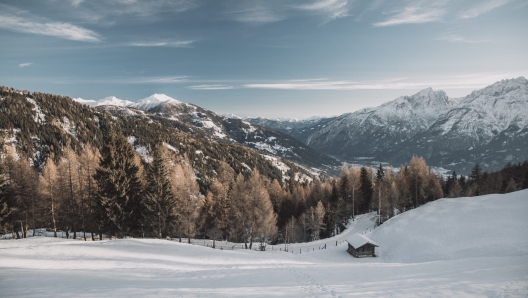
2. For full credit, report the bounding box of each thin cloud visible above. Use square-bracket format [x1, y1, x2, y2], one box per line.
[228, 6, 284, 24]
[373, 6, 445, 27]
[460, 0, 510, 19]
[129, 40, 196, 48]
[435, 34, 489, 43]
[0, 14, 101, 42]
[130, 76, 188, 84]
[189, 84, 234, 90]
[295, 0, 351, 21]
[242, 74, 521, 91]
[58, 0, 199, 25]
[19, 62, 32, 68]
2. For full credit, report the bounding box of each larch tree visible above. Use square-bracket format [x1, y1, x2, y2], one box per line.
[348, 166, 360, 220]
[311, 201, 325, 240]
[267, 179, 283, 215]
[229, 173, 248, 246]
[245, 170, 277, 249]
[39, 157, 59, 237]
[409, 156, 428, 207]
[170, 154, 201, 243]
[78, 145, 100, 240]
[201, 180, 229, 248]
[60, 148, 81, 239]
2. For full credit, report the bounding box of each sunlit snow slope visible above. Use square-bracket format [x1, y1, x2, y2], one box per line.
[1, 190, 527, 297]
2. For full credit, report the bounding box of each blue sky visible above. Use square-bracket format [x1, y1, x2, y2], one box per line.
[1, 0, 527, 118]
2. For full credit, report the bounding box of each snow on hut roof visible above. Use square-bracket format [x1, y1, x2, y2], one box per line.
[345, 233, 379, 248]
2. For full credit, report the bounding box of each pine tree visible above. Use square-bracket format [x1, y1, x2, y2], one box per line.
[320, 204, 334, 238]
[144, 145, 175, 238]
[524, 169, 528, 189]
[376, 163, 385, 182]
[0, 152, 13, 235]
[359, 166, 373, 214]
[94, 130, 143, 238]
[470, 163, 482, 196]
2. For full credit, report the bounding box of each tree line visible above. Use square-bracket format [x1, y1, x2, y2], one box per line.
[1, 129, 527, 247]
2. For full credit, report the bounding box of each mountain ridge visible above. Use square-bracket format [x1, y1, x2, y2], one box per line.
[249, 77, 528, 174]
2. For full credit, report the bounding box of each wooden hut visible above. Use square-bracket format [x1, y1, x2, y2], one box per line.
[345, 234, 378, 258]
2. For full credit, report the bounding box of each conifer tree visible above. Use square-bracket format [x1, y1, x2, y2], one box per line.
[524, 170, 528, 189]
[321, 204, 335, 238]
[94, 130, 143, 238]
[376, 163, 385, 182]
[144, 145, 175, 238]
[470, 163, 482, 196]
[359, 166, 373, 213]
[0, 151, 13, 235]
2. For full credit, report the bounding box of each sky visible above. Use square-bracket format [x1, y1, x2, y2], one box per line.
[0, 0, 527, 118]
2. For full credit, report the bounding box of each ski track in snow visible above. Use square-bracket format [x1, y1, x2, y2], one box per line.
[1, 190, 528, 297]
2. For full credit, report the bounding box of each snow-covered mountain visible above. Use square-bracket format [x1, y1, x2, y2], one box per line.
[295, 87, 460, 158]
[129, 94, 182, 110]
[94, 94, 339, 171]
[386, 77, 528, 172]
[263, 77, 528, 174]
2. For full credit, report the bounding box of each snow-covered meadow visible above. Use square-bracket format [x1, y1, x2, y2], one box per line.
[1, 190, 527, 297]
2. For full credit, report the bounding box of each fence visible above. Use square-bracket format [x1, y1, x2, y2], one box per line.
[2, 227, 377, 256]
[170, 226, 377, 254]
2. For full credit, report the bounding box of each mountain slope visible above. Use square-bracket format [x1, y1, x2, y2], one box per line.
[298, 87, 458, 158]
[125, 96, 340, 171]
[70, 92, 338, 172]
[0, 87, 321, 193]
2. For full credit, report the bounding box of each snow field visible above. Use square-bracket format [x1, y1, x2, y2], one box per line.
[1, 190, 527, 297]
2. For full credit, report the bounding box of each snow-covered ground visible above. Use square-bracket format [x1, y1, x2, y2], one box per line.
[1, 190, 527, 297]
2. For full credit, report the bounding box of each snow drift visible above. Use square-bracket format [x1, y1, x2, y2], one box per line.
[370, 189, 528, 263]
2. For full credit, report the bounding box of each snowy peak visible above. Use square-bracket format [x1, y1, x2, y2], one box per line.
[404, 88, 451, 109]
[464, 76, 528, 101]
[130, 94, 182, 110]
[96, 96, 133, 107]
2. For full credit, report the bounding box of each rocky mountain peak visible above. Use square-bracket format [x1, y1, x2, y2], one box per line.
[130, 94, 182, 110]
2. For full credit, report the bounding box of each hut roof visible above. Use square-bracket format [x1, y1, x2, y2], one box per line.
[345, 234, 378, 248]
